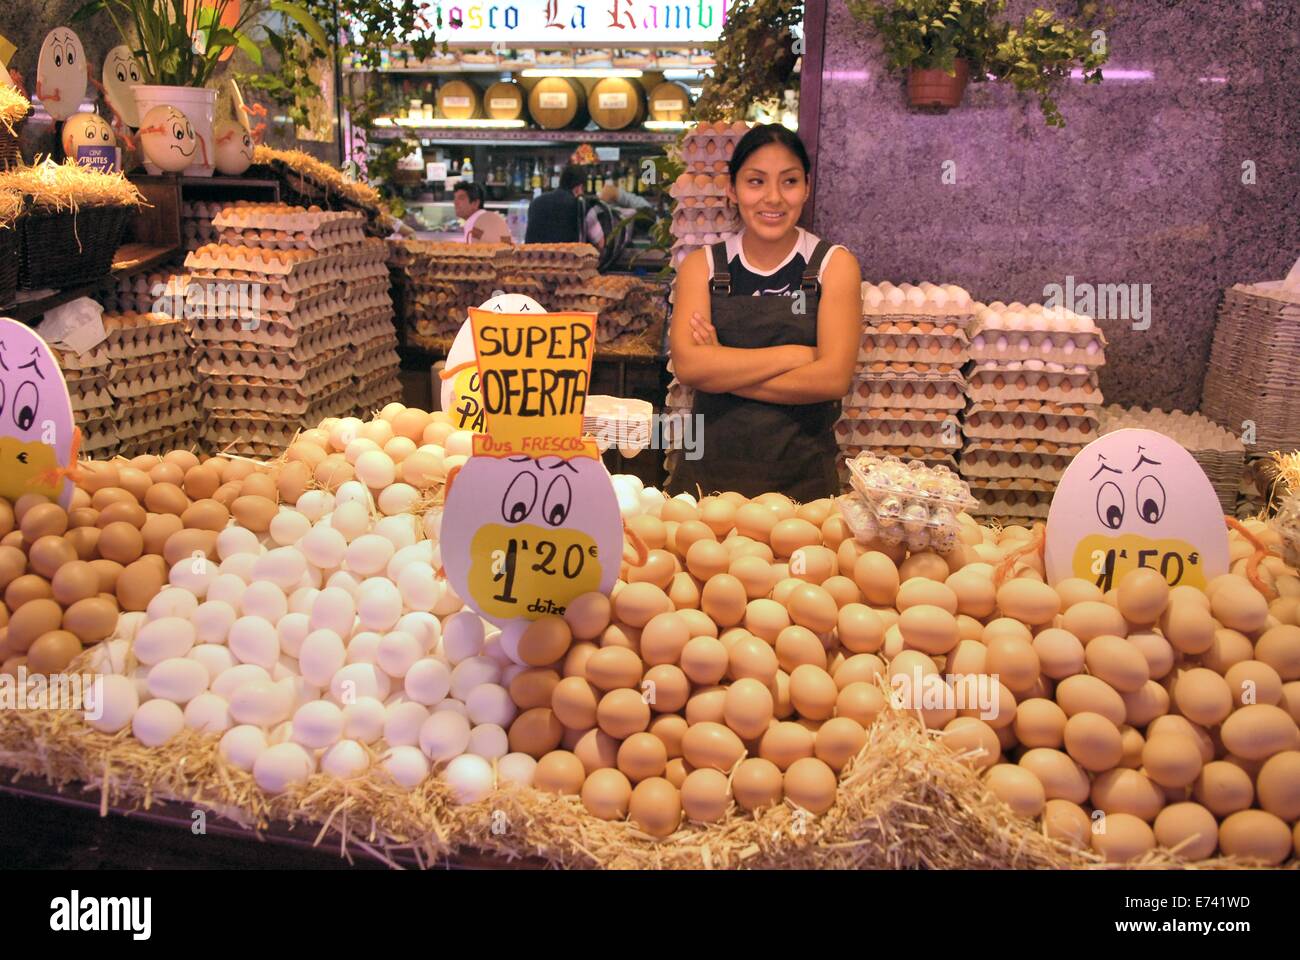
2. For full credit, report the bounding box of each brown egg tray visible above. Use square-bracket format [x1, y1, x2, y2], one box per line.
[968, 488, 1052, 519]
[834, 416, 962, 449]
[670, 171, 730, 199]
[681, 136, 742, 167]
[962, 407, 1103, 445]
[843, 378, 966, 411]
[966, 364, 1102, 404]
[200, 350, 353, 400]
[672, 207, 739, 235]
[958, 448, 1074, 482]
[118, 426, 196, 460]
[77, 416, 119, 455]
[107, 358, 194, 401]
[212, 203, 363, 233]
[68, 379, 114, 414]
[856, 358, 965, 377]
[115, 396, 197, 439]
[860, 304, 976, 325]
[857, 337, 968, 366]
[196, 344, 346, 383]
[202, 377, 354, 424]
[969, 327, 1107, 366]
[186, 289, 351, 333]
[675, 195, 732, 210]
[215, 222, 367, 252]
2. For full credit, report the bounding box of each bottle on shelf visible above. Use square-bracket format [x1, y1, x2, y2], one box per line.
[462, 155, 474, 182]
[551, 163, 561, 190]
[586, 169, 595, 193]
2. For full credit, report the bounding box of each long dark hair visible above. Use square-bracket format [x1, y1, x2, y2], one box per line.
[728, 124, 811, 183]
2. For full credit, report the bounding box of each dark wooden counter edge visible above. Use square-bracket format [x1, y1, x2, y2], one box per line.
[0, 769, 551, 870]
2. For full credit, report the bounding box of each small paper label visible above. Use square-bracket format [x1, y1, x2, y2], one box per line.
[75, 145, 120, 174]
[427, 161, 448, 181]
[653, 99, 684, 112]
[443, 96, 471, 108]
[538, 92, 568, 109]
[598, 92, 629, 110]
[489, 97, 518, 110]
[37, 296, 107, 354]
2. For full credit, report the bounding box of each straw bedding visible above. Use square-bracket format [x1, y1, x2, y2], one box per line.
[0, 679, 1283, 870]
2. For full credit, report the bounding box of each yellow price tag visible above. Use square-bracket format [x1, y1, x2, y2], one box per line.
[1073, 533, 1207, 592]
[467, 522, 603, 621]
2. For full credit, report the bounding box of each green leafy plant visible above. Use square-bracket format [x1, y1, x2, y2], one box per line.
[73, 0, 326, 88]
[694, 0, 804, 122]
[849, 0, 1110, 126]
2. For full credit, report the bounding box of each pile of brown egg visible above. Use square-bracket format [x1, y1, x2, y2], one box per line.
[0, 451, 319, 675]
[502, 494, 1300, 862]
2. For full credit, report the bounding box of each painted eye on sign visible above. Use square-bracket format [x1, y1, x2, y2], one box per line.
[1044, 428, 1230, 590]
[0, 317, 76, 507]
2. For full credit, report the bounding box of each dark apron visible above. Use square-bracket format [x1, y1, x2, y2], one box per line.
[668, 240, 840, 501]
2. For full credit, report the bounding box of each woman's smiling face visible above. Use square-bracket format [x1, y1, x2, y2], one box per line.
[727, 142, 809, 242]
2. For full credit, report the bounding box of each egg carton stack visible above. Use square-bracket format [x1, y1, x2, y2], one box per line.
[834, 282, 975, 490]
[960, 302, 1107, 524]
[585, 395, 654, 455]
[347, 250, 404, 418]
[1202, 280, 1300, 453]
[551, 273, 661, 346]
[99, 312, 197, 457]
[515, 243, 599, 304]
[98, 270, 186, 315]
[666, 121, 748, 270]
[51, 344, 118, 457]
[182, 199, 226, 253]
[184, 204, 374, 456]
[388, 240, 512, 346]
[1100, 404, 1245, 514]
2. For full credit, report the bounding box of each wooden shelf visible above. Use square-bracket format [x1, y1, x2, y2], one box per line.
[4, 243, 180, 324]
[370, 126, 678, 146]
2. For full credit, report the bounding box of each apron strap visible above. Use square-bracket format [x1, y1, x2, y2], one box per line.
[708, 240, 732, 295]
[801, 240, 833, 293]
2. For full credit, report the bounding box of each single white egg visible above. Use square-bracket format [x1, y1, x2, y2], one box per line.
[295, 490, 334, 522]
[444, 430, 474, 457]
[345, 534, 395, 577]
[86, 638, 131, 676]
[377, 631, 422, 679]
[217, 525, 261, 560]
[385, 436, 417, 462]
[329, 662, 391, 704]
[325, 571, 363, 599]
[321, 739, 370, 779]
[148, 585, 199, 621]
[357, 577, 403, 631]
[334, 479, 373, 510]
[418, 710, 471, 762]
[211, 663, 272, 700]
[404, 658, 452, 705]
[396, 612, 441, 653]
[331, 501, 371, 542]
[228, 616, 280, 669]
[397, 561, 439, 612]
[134, 617, 197, 665]
[287, 587, 319, 616]
[147, 658, 210, 704]
[345, 630, 382, 665]
[241, 580, 288, 623]
[442, 611, 485, 664]
[382, 745, 430, 789]
[132, 698, 184, 748]
[193, 600, 237, 645]
[85, 674, 138, 732]
[345, 437, 382, 466]
[269, 508, 311, 546]
[276, 612, 311, 658]
[229, 679, 293, 726]
[291, 700, 344, 749]
[298, 629, 347, 687]
[252, 546, 307, 591]
[188, 644, 236, 683]
[219, 724, 268, 771]
[464, 683, 516, 728]
[377, 482, 419, 516]
[309, 587, 356, 637]
[384, 700, 431, 747]
[373, 514, 418, 550]
[466, 723, 509, 761]
[205, 575, 247, 610]
[342, 696, 386, 743]
[254, 742, 315, 794]
[434, 698, 469, 719]
[183, 692, 232, 734]
[443, 753, 495, 803]
[450, 656, 501, 702]
[219, 553, 259, 584]
[329, 417, 364, 453]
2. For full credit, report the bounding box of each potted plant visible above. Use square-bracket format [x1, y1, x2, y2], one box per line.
[850, 0, 1108, 124]
[72, 0, 325, 175]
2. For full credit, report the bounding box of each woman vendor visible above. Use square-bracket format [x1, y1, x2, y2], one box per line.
[667, 124, 862, 501]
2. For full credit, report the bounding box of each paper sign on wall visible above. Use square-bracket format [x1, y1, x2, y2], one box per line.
[0, 317, 76, 507]
[1044, 428, 1230, 590]
[440, 304, 621, 660]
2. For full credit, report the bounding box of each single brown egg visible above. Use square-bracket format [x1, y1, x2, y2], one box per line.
[28, 535, 76, 579]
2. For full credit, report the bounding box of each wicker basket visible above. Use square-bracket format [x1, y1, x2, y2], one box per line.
[0, 128, 19, 171]
[16, 202, 133, 290]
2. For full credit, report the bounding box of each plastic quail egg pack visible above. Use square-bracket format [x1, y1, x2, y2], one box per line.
[841, 453, 977, 552]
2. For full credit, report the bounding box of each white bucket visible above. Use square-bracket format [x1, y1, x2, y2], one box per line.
[133, 84, 217, 177]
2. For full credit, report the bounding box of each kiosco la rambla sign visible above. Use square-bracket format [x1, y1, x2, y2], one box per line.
[1044, 428, 1229, 591]
[429, 1, 731, 45]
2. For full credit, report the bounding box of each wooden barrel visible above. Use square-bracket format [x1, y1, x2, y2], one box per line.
[483, 80, 525, 121]
[646, 80, 692, 121]
[588, 77, 646, 130]
[436, 79, 481, 120]
[527, 77, 588, 130]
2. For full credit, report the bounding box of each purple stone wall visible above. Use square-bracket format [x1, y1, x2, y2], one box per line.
[809, 0, 1300, 410]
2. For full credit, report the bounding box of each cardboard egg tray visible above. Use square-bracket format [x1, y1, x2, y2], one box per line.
[212, 204, 366, 245]
[68, 379, 114, 415]
[106, 355, 194, 401]
[118, 426, 196, 460]
[182, 200, 225, 253]
[671, 207, 739, 235]
[863, 317, 969, 339]
[78, 416, 119, 455]
[856, 358, 966, 378]
[354, 378, 403, 419]
[965, 363, 1102, 404]
[675, 195, 732, 210]
[670, 172, 730, 200]
[187, 311, 347, 351]
[115, 394, 198, 440]
[494, 274, 547, 300]
[968, 328, 1107, 367]
[200, 350, 353, 401]
[962, 406, 1103, 446]
[834, 415, 962, 450]
[968, 487, 1052, 520]
[843, 377, 966, 411]
[957, 446, 1076, 482]
[858, 336, 968, 366]
[680, 123, 748, 166]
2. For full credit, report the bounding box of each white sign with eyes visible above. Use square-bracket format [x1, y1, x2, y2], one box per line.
[102, 45, 143, 128]
[1044, 428, 1230, 591]
[36, 27, 88, 122]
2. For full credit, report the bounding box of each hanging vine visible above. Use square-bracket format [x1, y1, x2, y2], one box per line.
[693, 0, 804, 122]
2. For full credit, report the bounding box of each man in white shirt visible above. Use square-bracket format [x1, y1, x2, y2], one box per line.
[453, 182, 512, 243]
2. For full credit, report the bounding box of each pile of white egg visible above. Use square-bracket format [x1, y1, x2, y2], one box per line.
[611, 473, 675, 521]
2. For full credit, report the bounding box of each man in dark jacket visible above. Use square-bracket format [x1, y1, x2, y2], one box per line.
[524, 165, 586, 243]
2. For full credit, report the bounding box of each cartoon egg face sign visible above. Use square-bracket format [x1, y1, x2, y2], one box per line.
[1044, 428, 1229, 590]
[441, 452, 623, 634]
[441, 294, 545, 428]
[36, 27, 87, 122]
[102, 46, 143, 128]
[61, 112, 115, 158]
[139, 104, 199, 173]
[0, 318, 76, 507]
[213, 119, 253, 175]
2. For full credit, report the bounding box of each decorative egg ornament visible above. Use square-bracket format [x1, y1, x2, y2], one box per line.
[102, 45, 143, 128]
[61, 111, 114, 158]
[139, 104, 201, 173]
[0, 317, 76, 507]
[36, 27, 87, 122]
[213, 119, 253, 175]
[1044, 428, 1230, 590]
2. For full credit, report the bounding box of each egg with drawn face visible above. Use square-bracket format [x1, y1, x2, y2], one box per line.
[0, 319, 76, 507]
[441, 294, 546, 429]
[36, 27, 88, 122]
[140, 105, 200, 173]
[1045, 428, 1229, 590]
[441, 452, 623, 641]
[61, 112, 115, 158]
[213, 119, 253, 175]
[103, 46, 143, 128]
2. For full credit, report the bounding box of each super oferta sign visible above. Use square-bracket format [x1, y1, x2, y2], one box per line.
[432, 1, 733, 45]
